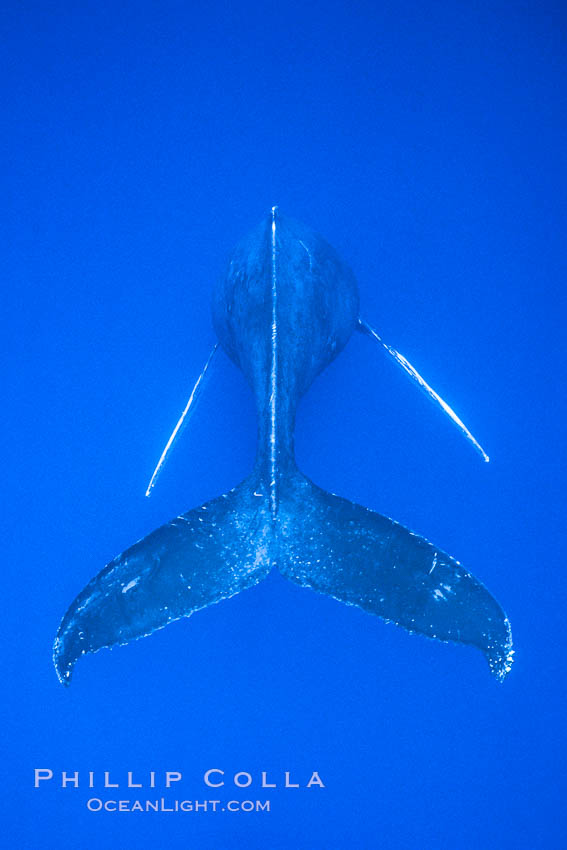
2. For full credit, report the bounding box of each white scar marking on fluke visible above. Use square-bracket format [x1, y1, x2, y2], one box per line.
[122, 578, 139, 594]
[299, 239, 313, 272]
[270, 205, 278, 518]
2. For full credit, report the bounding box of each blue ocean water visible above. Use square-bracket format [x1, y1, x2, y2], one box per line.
[3, 1, 566, 847]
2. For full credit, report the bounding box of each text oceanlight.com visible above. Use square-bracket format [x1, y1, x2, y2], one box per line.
[86, 798, 270, 813]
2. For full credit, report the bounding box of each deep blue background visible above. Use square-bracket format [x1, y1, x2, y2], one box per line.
[3, 1, 566, 847]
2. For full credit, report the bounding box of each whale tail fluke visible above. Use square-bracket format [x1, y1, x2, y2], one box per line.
[54, 471, 513, 684]
[276, 474, 513, 681]
[53, 476, 272, 685]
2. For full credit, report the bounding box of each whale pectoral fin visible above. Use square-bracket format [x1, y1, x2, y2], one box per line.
[54, 480, 271, 685]
[145, 343, 219, 497]
[278, 479, 513, 680]
[357, 318, 489, 463]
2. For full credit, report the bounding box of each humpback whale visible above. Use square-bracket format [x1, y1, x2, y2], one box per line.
[54, 209, 513, 685]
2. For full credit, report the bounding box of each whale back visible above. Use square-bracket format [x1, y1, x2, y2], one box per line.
[211, 213, 359, 401]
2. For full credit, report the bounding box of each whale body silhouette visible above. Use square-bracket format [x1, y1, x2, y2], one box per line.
[54, 209, 513, 685]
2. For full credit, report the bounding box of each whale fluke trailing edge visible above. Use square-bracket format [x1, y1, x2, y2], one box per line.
[54, 210, 513, 685]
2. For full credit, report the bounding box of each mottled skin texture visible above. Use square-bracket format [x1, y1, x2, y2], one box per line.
[212, 214, 359, 477]
[54, 211, 512, 685]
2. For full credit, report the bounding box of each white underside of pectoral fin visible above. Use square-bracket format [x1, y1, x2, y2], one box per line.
[145, 343, 220, 497]
[358, 319, 489, 463]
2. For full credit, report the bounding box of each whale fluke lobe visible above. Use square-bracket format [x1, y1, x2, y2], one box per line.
[53, 477, 272, 685]
[277, 474, 513, 681]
